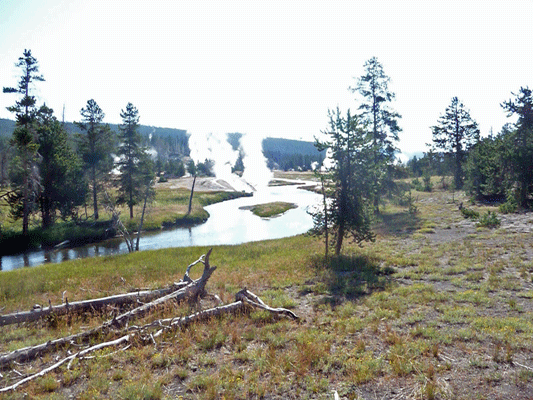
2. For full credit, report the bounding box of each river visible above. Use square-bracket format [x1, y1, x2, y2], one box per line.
[0, 182, 321, 271]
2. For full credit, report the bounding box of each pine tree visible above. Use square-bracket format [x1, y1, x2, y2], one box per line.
[501, 87, 533, 208]
[116, 103, 154, 218]
[3, 50, 44, 235]
[36, 105, 87, 227]
[431, 97, 480, 189]
[312, 108, 375, 256]
[350, 57, 401, 213]
[76, 99, 114, 220]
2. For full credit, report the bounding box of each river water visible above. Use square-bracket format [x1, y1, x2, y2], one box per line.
[0, 183, 321, 271]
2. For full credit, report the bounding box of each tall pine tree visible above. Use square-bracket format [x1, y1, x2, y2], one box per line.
[312, 108, 375, 256]
[350, 57, 401, 213]
[116, 103, 154, 218]
[501, 87, 533, 208]
[431, 97, 480, 189]
[76, 99, 114, 220]
[36, 104, 87, 228]
[3, 49, 44, 235]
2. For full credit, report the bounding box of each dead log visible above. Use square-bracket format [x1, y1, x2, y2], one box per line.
[0, 333, 134, 393]
[0, 282, 189, 327]
[0, 287, 297, 392]
[0, 249, 216, 370]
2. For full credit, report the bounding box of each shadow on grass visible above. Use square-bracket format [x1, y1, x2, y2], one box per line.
[307, 254, 395, 307]
[374, 211, 421, 237]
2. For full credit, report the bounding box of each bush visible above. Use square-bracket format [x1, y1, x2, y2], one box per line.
[499, 197, 518, 214]
[477, 211, 500, 228]
[461, 207, 479, 220]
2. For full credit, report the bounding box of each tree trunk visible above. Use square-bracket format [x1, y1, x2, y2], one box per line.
[0, 283, 189, 327]
[335, 220, 345, 256]
[187, 175, 197, 215]
[92, 165, 98, 220]
[135, 182, 152, 251]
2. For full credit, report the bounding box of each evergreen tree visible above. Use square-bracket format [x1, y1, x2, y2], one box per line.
[431, 97, 480, 189]
[464, 127, 510, 202]
[36, 105, 87, 227]
[76, 99, 114, 220]
[350, 57, 401, 212]
[501, 87, 533, 208]
[312, 108, 375, 256]
[116, 103, 154, 218]
[3, 49, 44, 235]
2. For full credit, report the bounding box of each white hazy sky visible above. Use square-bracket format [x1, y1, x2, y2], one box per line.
[1, 0, 531, 157]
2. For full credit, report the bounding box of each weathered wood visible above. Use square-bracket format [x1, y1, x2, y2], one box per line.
[0, 284, 298, 391]
[0, 250, 216, 370]
[0, 334, 134, 393]
[236, 289, 298, 320]
[0, 282, 189, 327]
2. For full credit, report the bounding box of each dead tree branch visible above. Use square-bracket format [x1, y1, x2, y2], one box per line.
[0, 249, 216, 370]
[0, 250, 298, 393]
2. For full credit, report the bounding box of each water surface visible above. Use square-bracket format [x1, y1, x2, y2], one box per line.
[0, 183, 320, 271]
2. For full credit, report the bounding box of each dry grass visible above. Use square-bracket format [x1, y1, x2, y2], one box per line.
[1, 183, 533, 399]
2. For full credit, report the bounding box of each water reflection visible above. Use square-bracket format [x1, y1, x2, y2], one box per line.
[0, 183, 320, 271]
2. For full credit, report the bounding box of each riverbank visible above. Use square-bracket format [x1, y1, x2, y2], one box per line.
[0, 179, 251, 256]
[2, 183, 533, 398]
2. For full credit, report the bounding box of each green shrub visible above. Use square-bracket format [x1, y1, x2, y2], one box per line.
[477, 211, 500, 228]
[499, 199, 517, 214]
[461, 207, 479, 219]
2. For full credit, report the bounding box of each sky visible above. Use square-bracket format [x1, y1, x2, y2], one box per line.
[1, 0, 532, 159]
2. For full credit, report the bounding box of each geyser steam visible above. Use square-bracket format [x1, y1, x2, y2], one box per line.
[188, 131, 272, 192]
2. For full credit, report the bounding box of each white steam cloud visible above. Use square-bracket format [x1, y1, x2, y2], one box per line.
[240, 133, 272, 190]
[188, 131, 272, 192]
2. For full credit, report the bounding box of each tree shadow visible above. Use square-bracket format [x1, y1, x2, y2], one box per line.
[306, 254, 395, 307]
[374, 211, 421, 237]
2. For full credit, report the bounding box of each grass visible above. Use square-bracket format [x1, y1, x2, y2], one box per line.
[1, 176, 533, 398]
[239, 201, 297, 218]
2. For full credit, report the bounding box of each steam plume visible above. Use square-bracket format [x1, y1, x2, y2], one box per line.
[188, 131, 272, 192]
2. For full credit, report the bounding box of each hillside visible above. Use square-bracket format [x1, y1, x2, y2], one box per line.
[0, 119, 323, 170]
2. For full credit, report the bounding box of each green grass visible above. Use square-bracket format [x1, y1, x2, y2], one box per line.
[1, 179, 533, 398]
[239, 201, 297, 218]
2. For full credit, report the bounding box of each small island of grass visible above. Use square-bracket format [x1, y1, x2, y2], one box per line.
[239, 201, 297, 218]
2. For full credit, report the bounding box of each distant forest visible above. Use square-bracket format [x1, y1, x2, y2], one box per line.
[0, 118, 324, 175]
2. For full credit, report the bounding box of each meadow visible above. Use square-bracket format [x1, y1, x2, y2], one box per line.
[1, 177, 533, 399]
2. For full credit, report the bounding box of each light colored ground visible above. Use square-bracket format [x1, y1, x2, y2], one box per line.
[156, 176, 239, 192]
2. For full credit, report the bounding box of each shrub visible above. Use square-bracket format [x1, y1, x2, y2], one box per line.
[461, 207, 479, 219]
[477, 211, 500, 228]
[499, 199, 517, 214]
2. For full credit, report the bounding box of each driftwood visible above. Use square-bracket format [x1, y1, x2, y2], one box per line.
[1, 289, 297, 392]
[0, 251, 215, 328]
[0, 334, 134, 393]
[0, 249, 216, 370]
[0, 250, 298, 392]
[0, 283, 189, 327]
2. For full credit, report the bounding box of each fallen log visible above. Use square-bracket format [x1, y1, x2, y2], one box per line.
[0, 249, 216, 370]
[0, 289, 298, 392]
[0, 282, 189, 327]
[0, 334, 134, 393]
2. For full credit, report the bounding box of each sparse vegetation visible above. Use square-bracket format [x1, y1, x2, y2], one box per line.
[1, 178, 533, 398]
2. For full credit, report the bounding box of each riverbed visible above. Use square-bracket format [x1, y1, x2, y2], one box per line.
[0, 181, 321, 271]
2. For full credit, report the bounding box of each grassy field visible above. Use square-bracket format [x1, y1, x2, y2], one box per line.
[1, 179, 533, 399]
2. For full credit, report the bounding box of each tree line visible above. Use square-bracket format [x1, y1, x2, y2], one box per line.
[312, 56, 533, 256]
[2, 50, 155, 236]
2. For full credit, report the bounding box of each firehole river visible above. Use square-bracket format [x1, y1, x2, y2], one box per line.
[0, 182, 321, 271]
